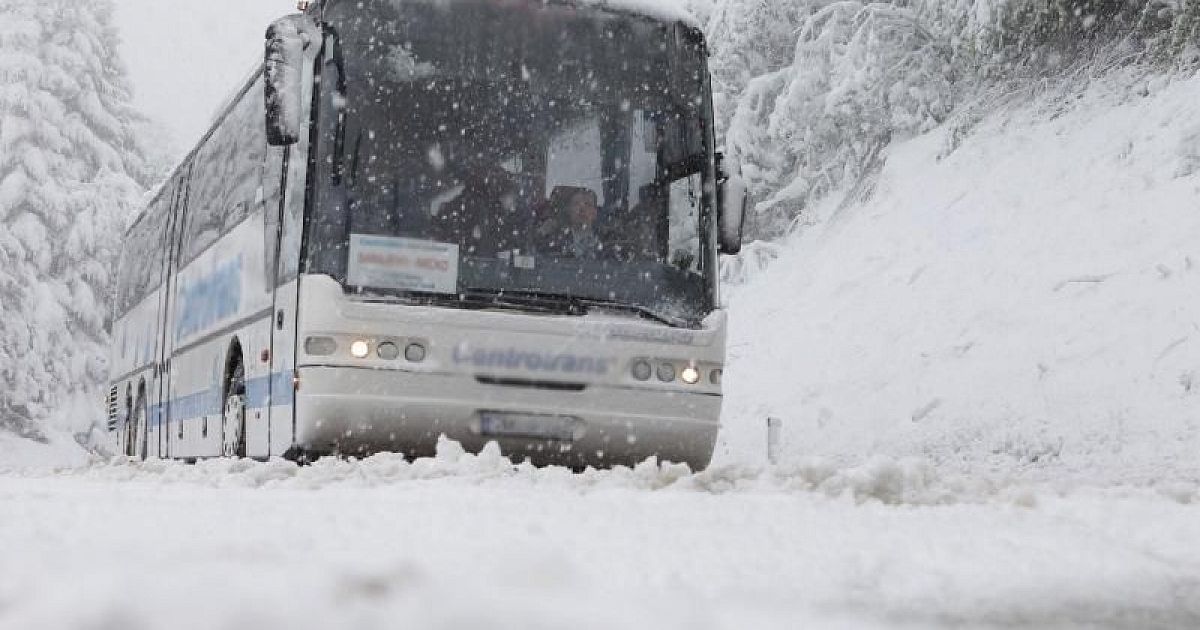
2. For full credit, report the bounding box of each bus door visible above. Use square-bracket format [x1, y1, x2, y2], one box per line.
[264, 42, 315, 457]
[156, 169, 192, 458]
[265, 134, 308, 456]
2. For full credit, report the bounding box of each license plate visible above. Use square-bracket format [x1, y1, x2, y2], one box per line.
[479, 412, 580, 441]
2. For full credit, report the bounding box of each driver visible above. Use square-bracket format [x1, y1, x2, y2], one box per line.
[536, 187, 601, 259]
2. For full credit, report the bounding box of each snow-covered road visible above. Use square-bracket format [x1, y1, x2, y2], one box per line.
[2, 447, 1198, 629]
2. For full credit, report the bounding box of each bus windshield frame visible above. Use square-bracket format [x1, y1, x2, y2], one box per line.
[305, 0, 718, 327]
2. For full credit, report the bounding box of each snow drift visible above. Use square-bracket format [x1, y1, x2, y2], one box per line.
[720, 69, 1200, 484]
[3, 442, 1199, 630]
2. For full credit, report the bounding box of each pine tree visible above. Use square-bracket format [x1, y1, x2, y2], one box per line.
[719, 1, 957, 237]
[0, 0, 149, 442]
[704, 0, 1198, 241]
[706, 0, 814, 136]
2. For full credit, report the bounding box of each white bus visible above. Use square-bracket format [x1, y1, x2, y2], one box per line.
[106, 0, 747, 470]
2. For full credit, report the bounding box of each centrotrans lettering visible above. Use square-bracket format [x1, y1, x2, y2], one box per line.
[453, 345, 614, 376]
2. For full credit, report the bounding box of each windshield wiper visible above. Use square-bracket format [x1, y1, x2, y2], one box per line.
[573, 298, 691, 329]
[468, 289, 691, 328]
[458, 288, 584, 315]
[356, 288, 574, 315]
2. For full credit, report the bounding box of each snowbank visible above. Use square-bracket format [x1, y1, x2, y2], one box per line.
[0, 431, 92, 471]
[2, 447, 1198, 629]
[720, 70, 1200, 484]
[8, 437, 989, 505]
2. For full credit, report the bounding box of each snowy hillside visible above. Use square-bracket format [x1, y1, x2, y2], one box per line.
[720, 70, 1200, 484]
[0, 431, 91, 469]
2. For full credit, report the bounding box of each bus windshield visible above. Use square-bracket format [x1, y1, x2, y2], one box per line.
[308, 0, 716, 327]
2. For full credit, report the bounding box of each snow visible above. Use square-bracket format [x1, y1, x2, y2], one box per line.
[0, 431, 91, 470]
[5, 3, 1200, 627]
[1, 445, 1198, 629]
[566, 0, 700, 27]
[375, 0, 701, 28]
[720, 70, 1200, 486]
[1, 0, 149, 442]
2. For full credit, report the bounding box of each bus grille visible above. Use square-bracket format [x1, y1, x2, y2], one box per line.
[106, 386, 119, 432]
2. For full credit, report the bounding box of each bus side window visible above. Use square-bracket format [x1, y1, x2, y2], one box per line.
[113, 242, 136, 318]
[182, 77, 269, 264]
[667, 173, 701, 274]
[117, 200, 169, 318]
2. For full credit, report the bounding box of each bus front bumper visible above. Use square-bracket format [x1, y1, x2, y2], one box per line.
[293, 366, 722, 470]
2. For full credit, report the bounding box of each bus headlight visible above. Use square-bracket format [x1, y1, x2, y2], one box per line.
[711, 369, 723, 386]
[681, 366, 701, 385]
[304, 336, 337, 356]
[350, 340, 371, 359]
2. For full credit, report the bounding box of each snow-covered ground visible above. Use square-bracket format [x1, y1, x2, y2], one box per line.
[1, 447, 1198, 630]
[721, 70, 1200, 485]
[5, 65, 1200, 630]
[0, 432, 90, 471]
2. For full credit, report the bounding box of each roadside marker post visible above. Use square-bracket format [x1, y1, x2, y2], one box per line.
[767, 417, 782, 465]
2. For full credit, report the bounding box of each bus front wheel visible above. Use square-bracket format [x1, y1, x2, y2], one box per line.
[221, 360, 246, 458]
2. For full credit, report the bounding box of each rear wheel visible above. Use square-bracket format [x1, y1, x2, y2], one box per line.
[221, 360, 246, 458]
[123, 396, 134, 457]
[130, 392, 147, 460]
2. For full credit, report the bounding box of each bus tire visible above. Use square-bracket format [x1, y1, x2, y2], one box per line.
[132, 388, 148, 460]
[221, 355, 247, 459]
[282, 446, 320, 465]
[123, 388, 134, 457]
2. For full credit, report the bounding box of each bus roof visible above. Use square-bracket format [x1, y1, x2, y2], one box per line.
[315, 0, 700, 30]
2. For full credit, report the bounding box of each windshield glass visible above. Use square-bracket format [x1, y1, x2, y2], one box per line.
[308, 0, 715, 326]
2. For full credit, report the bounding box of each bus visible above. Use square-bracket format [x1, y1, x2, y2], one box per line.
[105, 0, 747, 470]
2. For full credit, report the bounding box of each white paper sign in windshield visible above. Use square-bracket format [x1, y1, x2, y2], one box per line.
[348, 234, 460, 294]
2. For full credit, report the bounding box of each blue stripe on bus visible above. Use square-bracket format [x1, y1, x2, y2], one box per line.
[245, 370, 295, 409]
[144, 370, 295, 426]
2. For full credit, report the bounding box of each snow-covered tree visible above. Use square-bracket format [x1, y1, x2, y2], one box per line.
[0, 0, 149, 442]
[720, 1, 957, 237]
[705, 0, 815, 136]
[704, 0, 1200, 240]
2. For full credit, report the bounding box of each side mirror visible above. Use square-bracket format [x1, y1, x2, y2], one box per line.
[717, 156, 748, 255]
[264, 15, 316, 147]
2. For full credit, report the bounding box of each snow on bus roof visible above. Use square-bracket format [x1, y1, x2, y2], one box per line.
[326, 0, 700, 29]
[553, 0, 697, 26]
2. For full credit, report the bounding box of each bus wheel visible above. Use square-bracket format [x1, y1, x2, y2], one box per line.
[123, 396, 134, 457]
[221, 359, 247, 458]
[132, 391, 148, 460]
